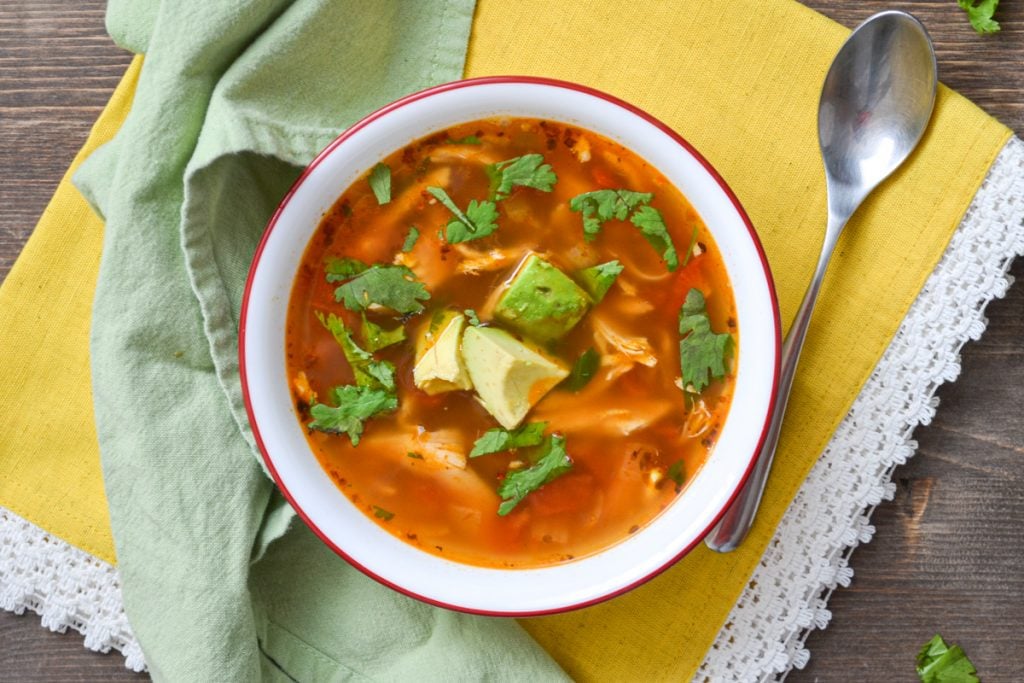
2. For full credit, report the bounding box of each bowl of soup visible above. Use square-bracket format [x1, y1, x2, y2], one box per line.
[240, 77, 780, 614]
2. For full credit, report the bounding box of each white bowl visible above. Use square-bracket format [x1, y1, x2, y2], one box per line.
[240, 77, 780, 615]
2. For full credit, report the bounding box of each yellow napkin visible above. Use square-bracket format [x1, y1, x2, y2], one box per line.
[0, 1, 1009, 680]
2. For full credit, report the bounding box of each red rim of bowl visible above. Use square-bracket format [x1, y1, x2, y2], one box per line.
[239, 75, 782, 617]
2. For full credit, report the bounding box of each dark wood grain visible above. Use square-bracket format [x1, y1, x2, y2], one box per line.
[0, 1, 1021, 681]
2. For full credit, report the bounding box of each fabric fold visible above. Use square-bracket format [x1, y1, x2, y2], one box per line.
[74, 0, 565, 679]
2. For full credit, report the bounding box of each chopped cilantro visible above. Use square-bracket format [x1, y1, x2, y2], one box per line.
[497, 435, 573, 515]
[630, 205, 678, 270]
[368, 163, 391, 204]
[308, 385, 397, 445]
[470, 422, 547, 458]
[406, 451, 424, 460]
[426, 186, 500, 244]
[464, 308, 482, 327]
[360, 313, 406, 352]
[372, 505, 395, 521]
[447, 134, 481, 145]
[563, 348, 600, 392]
[315, 311, 396, 391]
[666, 460, 685, 490]
[681, 226, 699, 267]
[486, 154, 557, 201]
[577, 260, 623, 302]
[569, 189, 679, 271]
[332, 264, 430, 315]
[401, 226, 420, 253]
[958, 0, 999, 34]
[678, 289, 733, 394]
[916, 634, 978, 683]
[325, 257, 369, 283]
[569, 189, 651, 240]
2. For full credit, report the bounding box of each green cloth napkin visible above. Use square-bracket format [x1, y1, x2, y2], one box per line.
[75, 1, 568, 680]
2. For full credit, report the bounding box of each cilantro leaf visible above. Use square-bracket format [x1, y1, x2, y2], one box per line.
[401, 226, 420, 253]
[426, 186, 500, 243]
[486, 154, 557, 201]
[368, 162, 391, 204]
[916, 634, 979, 683]
[315, 311, 396, 391]
[497, 435, 573, 515]
[563, 348, 600, 392]
[681, 226, 699, 268]
[630, 205, 678, 270]
[308, 385, 397, 445]
[577, 260, 623, 302]
[464, 308, 482, 327]
[333, 264, 430, 314]
[678, 289, 733, 393]
[360, 313, 406, 352]
[958, 0, 1000, 34]
[666, 460, 685, 490]
[447, 134, 481, 145]
[470, 421, 548, 458]
[325, 257, 369, 283]
[569, 189, 652, 240]
[372, 505, 395, 521]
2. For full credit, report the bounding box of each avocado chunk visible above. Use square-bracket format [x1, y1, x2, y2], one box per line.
[413, 311, 473, 395]
[462, 326, 568, 429]
[493, 253, 591, 342]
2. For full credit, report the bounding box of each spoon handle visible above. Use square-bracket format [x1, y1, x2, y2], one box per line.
[704, 216, 846, 552]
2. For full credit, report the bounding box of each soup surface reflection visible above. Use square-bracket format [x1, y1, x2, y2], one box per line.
[285, 117, 737, 568]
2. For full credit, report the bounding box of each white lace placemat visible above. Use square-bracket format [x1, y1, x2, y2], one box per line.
[2, 136, 1022, 679]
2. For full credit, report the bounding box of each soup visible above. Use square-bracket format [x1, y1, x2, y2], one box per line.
[285, 117, 736, 568]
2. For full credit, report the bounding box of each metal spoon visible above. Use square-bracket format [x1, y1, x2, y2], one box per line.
[705, 11, 937, 553]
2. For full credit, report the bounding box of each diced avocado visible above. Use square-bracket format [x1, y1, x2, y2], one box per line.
[413, 311, 473, 395]
[576, 260, 623, 303]
[462, 326, 568, 429]
[493, 253, 591, 342]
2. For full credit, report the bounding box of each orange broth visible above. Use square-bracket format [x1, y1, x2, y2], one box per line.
[285, 118, 737, 568]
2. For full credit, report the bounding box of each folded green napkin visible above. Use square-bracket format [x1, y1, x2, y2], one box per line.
[75, 1, 567, 679]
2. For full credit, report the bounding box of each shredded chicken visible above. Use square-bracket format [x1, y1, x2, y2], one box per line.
[453, 244, 520, 275]
[591, 315, 658, 381]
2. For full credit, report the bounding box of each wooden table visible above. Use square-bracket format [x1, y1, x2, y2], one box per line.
[1, 2, 1020, 680]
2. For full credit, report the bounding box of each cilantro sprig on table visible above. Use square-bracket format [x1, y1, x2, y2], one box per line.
[569, 189, 678, 270]
[957, 0, 999, 34]
[497, 435, 573, 515]
[470, 421, 547, 457]
[678, 288, 733, 394]
[916, 634, 979, 683]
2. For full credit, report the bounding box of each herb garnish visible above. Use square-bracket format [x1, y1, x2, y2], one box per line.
[332, 264, 430, 315]
[426, 186, 499, 244]
[577, 260, 623, 303]
[470, 421, 548, 458]
[916, 634, 978, 683]
[360, 313, 406, 352]
[325, 257, 369, 282]
[486, 154, 558, 201]
[372, 505, 395, 521]
[447, 134, 482, 145]
[308, 385, 397, 445]
[564, 348, 600, 391]
[463, 308, 482, 327]
[497, 435, 573, 515]
[678, 289, 732, 394]
[401, 226, 420, 253]
[666, 461, 685, 490]
[368, 163, 391, 205]
[569, 189, 678, 270]
[958, 0, 999, 34]
[316, 312, 396, 391]
[681, 226, 699, 268]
